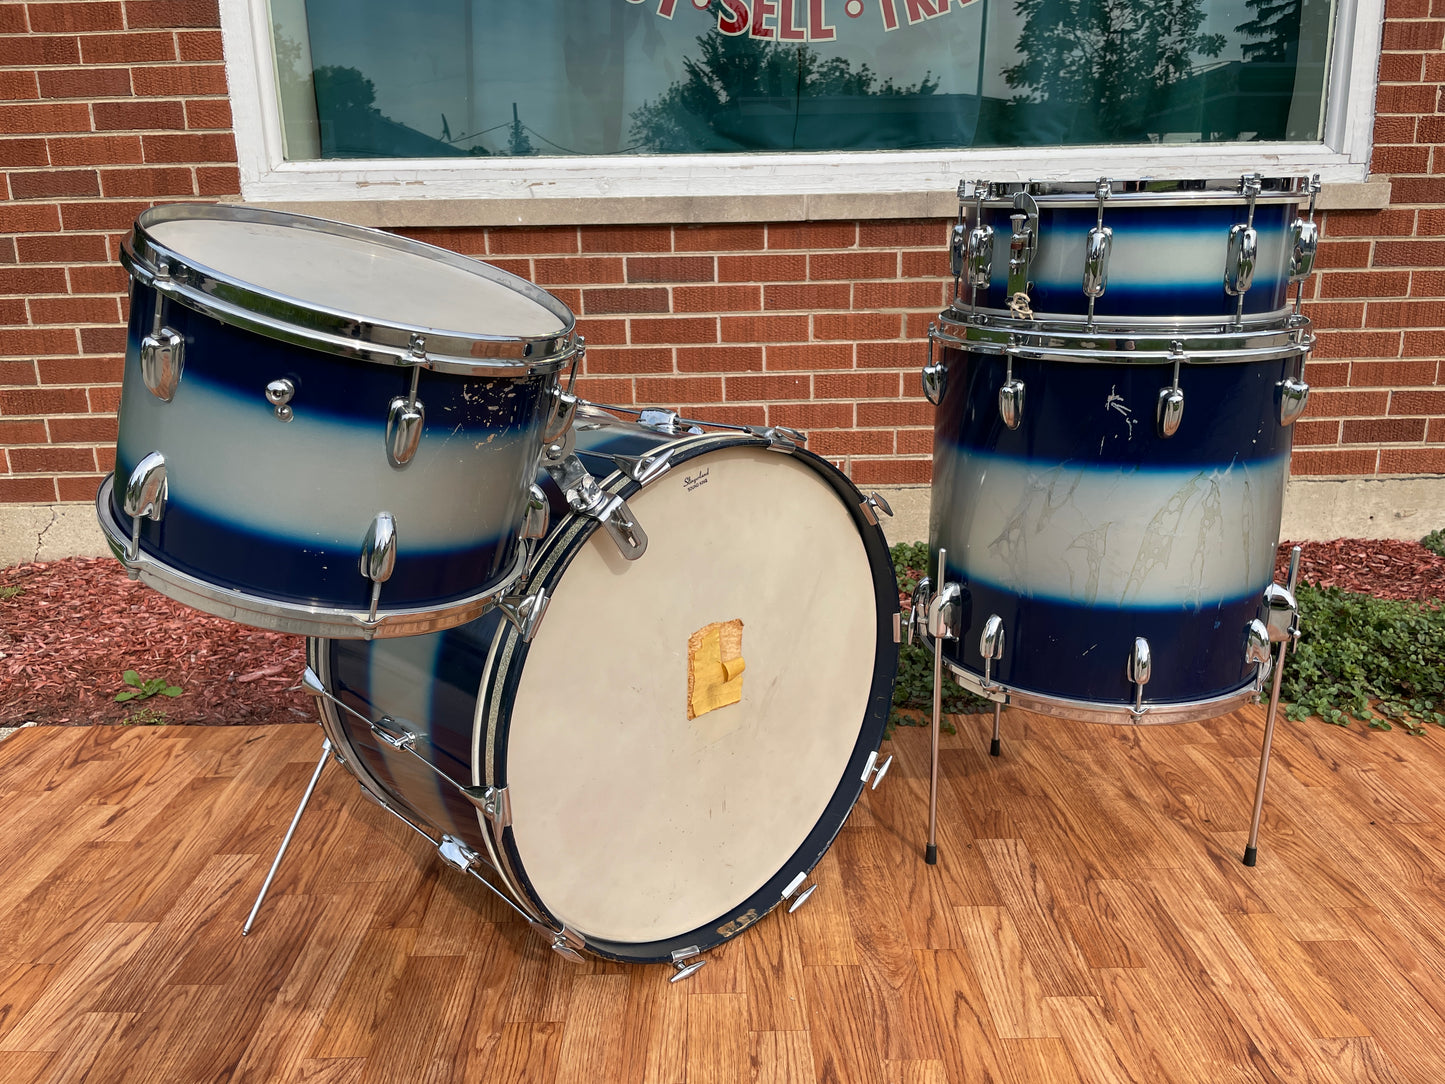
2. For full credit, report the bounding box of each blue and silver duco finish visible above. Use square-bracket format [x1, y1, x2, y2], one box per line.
[97, 205, 581, 639]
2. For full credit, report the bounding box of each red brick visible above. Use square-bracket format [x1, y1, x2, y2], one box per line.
[856, 341, 919, 369]
[1308, 331, 1401, 360]
[79, 328, 126, 354]
[0, 101, 90, 134]
[0, 139, 49, 167]
[853, 280, 945, 310]
[16, 232, 107, 265]
[0, 387, 88, 414]
[8, 168, 98, 199]
[809, 429, 895, 456]
[1410, 262, 1445, 294]
[1350, 359, 1441, 385]
[676, 346, 763, 373]
[0, 5, 26, 32]
[0, 70, 38, 100]
[901, 250, 950, 279]
[674, 225, 764, 252]
[177, 29, 223, 61]
[483, 228, 577, 256]
[0, 361, 37, 386]
[1319, 270, 1410, 298]
[67, 264, 129, 293]
[29, 2, 125, 31]
[809, 251, 897, 281]
[815, 372, 901, 399]
[79, 30, 173, 63]
[124, 0, 220, 28]
[9, 445, 96, 473]
[0, 476, 58, 501]
[1290, 448, 1379, 475]
[533, 256, 624, 286]
[857, 400, 937, 427]
[1376, 51, 1425, 81]
[1372, 145, 1432, 174]
[765, 343, 852, 370]
[0, 328, 78, 357]
[100, 166, 195, 197]
[1403, 333, 1445, 357]
[1322, 209, 1415, 237]
[579, 225, 672, 254]
[0, 203, 62, 233]
[1387, 0, 1432, 14]
[49, 415, 118, 443]
[0, 298, 25, 322]
[1365, 300, 1445, 326]
[764, 282, 850, 311]
[1430, 418, 1445, 442]
[1291, 419, 1341, 446]
[1375, 82, 1438, 115]
[633, 376, 722, 404]
[93, 99, 186, 132]
[38, 356, 119, 386]
[195, 166, 238, 196]
[1314, 241, 1371, 270]
[718, 253, 807, 282]
[574, 318, 626, 346]
[0, 33, 80, 65]
[0, 265, 67, 293]
[38, 66, 132, 100]
[55, 473, 105, 501]
[582, 287, 669, 315]
[768, 402, 854, 429]
[131, 65, 228, 97]
[47, 134, 144, 167]
[896, 429, 934, 454]
[673, 285, 760, 313]
[0, 237, 14, 264]
[1302, 302, 1364, 329]
[29, 296, 121, 325]
[1374, 240, 1445, 267]
[1416, 116, 1445, 143]
[184, 98, 231, 130]
[674, 404, 766, 427]
[721, 314, 810, 342]
[1380, 447, 1445, 472]
[1391, 177, 1445, 204]
[627, 256, 714, 283]
[859, 219, 951, 249]
[767, 223, 857, 250]
[87, 385, 122, 412]
[630, 317, 717, 344]
[1374, 115, 1419, 143]
[1390, 389, 1445, 413]
[815, 313, 903, 341]
[580, 347, 672, 376]
[571, 377, 633, 406]
[1303, 389, 1390, 418]
[851, 458, 931, 485]
[1427, 51, 1445, 80]
[141, 132, 236, 163]
[1342, 417, 1428, 443]
[725, 374, 811, 401]
[0, 419, 47, 443]
[1380, 19, 1445, 50]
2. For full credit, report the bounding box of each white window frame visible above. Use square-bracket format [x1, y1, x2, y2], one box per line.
[219, 0, 1383, 214]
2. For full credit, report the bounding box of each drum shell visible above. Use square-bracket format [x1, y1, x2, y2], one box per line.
[963, 193, 1303, 323]
[930, 341, 1296, 707]
[314, 417, 899, 963]
[110, 275, 554, 614]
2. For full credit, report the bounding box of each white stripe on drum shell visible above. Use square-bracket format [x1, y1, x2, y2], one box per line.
[115, 367, 536, 550]
[931, 449, 1287, 608]
[998, 227, 1289, 291]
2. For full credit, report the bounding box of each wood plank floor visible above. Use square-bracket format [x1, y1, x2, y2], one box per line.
[4, 708, 1445, 1083]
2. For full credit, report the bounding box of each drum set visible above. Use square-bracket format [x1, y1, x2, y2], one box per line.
[95, 174, 1319, 977]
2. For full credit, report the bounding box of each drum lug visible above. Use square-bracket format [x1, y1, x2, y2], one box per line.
[370, 715, 417, 752]
[670, 946, 707, 983]
[613, 449, 674, 486]
[1279, 376, 1310, 427]
[541, 339, 583, 444]
[1289, 218, 1319, 283]
[121, 451, 168, 571]
[1082, 179, 1113, 323]
[978, 613, 1005, 691]
[520, 484, 550, 541]
[460, 784, 512, 828]
[497, 586, 550, 642]
[265, 378, 297, 422]
[966, 224, 994, 290]
[1224, 224, 1258, 296]
[861, 749, 893, 790]
[922, 323, 947, 406]
[1126, 637, 1152, 718]
[998, 343, 1024, 430]
[359, 511, 398, 625]
[140, 263, 184, 401]
[385, 363, 426, 466]
[1246, 618, 1274, 690]
[928, 582, 964, 643]
[859, 491, 892, 526]
[1156, 342, 1186, 439]
[949, 221, 967, 280]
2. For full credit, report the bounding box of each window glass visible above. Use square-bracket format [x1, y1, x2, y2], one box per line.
[269, 0, 1336, 160]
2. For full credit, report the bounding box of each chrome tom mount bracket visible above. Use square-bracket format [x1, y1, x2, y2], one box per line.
[1225, 173, 1263, 327]
[385, 336, 427, 466]
[543, 447, 647, 562]
[140, 261, 184, 401]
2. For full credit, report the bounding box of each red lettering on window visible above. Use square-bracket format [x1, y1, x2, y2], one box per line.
[656, 0, 679, 16]
[718, 0, 750, 34]
[880, 0, 899, 31]
[779, 0, 806, 39]
[903, 0, 939, 22]
[809, 0, 836, 40]
[751, 0, 777, 37]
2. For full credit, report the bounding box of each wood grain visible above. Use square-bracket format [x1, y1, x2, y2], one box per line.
[4, 707, 1445, 1081]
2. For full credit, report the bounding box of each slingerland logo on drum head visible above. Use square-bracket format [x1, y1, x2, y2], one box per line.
[717, 908, 760, 937]
[625, 0, 976, 39]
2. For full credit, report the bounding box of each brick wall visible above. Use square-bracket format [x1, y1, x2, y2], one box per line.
[0, 0, 1442, 506]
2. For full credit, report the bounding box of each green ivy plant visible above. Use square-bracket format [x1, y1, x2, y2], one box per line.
[115, 670, 183, 703]
[1422, 528, 1445, 558]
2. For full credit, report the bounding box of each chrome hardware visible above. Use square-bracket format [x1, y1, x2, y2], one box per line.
[978, 613, 1005, 692]
[967, 224, 995, 290]
[906, 576, 931, 646]
[1006, 190, 1039, 299]
[1083, 179, 1113, 327]
[787, 884, 818, 913]
[922, 323, 947, 406]
[360, 511, 398, 624]
[1246, 617, 1274, 668]
[497, 586, 550, 642]
[550, 930, 585, 963]
[370, 715, 417, 752]
[386, 366, 425, 467]
[862, 750, 893, 790]
[521, 484, 550, 540]
[1244, 545, 1301, 867]
[541, 338, 582, 444]
[860, 491, 893, 526]
[1157, 342, 1185, 439]
[950, 221, 967, 280]
[242, 739, 332, 936]
[600, 497, 647, 558]
[1293, 175, 1321, 315]
[613, 449, 674, 485]
[1224, 225, 1258, 296]
[927, 582, 964, 641]
[121, 451, 168, 569]
[545, 453, 648, 561]
[893, 611, 902, 644]
[925, 549, 957, 865]
[140, 263, 184, 401]
[638, 408, 682, 433]
[263, 377, 295, 422]
[1127, 637, 1152, 716]
[782, 870, 807, 898]
[998, 343, 1024, 430]
[1262, 583, 1299, 644]
[300, 667, 326, 697]
[460, 784, 512, 828]
[437, 834, 481, 874]
[1279, 375, 1310, 426]
[670, 947, 706, 983]
[745, 425, 807, 452]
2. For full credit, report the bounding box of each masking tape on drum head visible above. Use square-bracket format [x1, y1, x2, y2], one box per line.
[687, 619, 745, 720]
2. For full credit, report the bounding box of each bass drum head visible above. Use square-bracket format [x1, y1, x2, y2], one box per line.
[496, 443, 892, 956]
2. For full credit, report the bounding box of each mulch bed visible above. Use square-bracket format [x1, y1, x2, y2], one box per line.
[3, 541, 1444, 728]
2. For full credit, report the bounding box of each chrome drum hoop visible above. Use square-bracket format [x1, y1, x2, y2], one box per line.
[933, 311, 1313, 367]
[966, 176, 1313, 208]
[122, 204, 578, 377]
[97, 474, 530, 640]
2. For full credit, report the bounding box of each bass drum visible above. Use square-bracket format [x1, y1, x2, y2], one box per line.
[310, 408, 899, 963]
